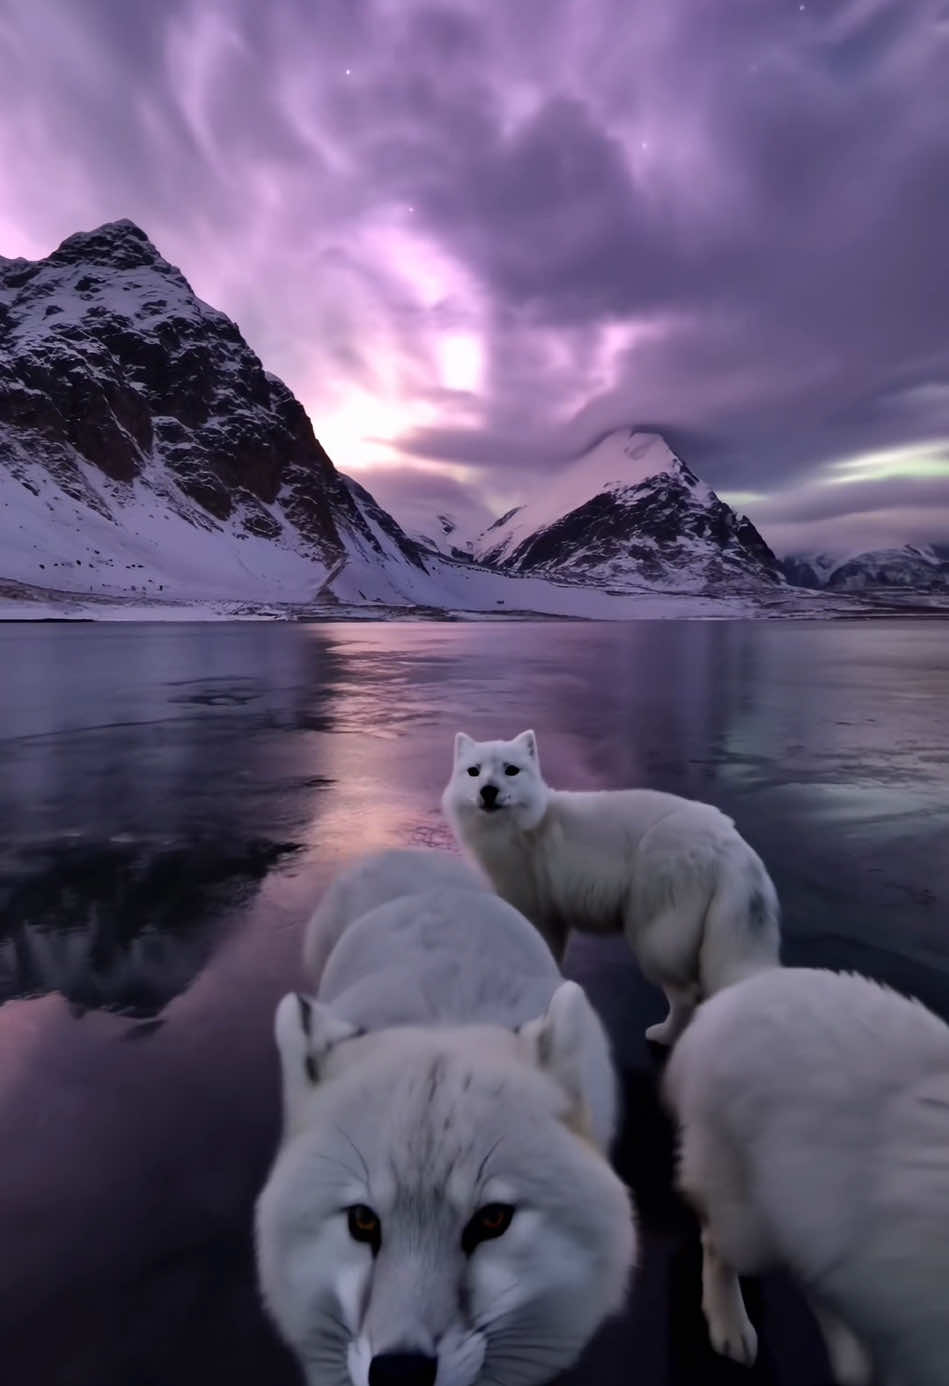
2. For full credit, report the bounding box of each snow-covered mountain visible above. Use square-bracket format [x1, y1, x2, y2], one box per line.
[9, 220, 940, 621]
[471, 430, 782, 592]
[0, 219, 441, 605]
[783, 545, 949, 591]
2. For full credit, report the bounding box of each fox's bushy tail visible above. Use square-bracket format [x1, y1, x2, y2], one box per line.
[698, 849, 781, 996]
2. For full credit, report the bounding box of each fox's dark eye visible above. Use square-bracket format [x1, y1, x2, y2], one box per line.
[462, 1202, 515, 1255]
[467, 765, 480, 777]
[347, 1204, 381, 1253]
[503, 764, 520, 777]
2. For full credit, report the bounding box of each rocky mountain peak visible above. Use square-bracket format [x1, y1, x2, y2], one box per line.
[47, 220, 171, 273]
[1, 221, 191, 302]
[1, 218, 439, 602]
[471, 428, 782, 592]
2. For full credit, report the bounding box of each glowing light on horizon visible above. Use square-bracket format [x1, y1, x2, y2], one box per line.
[719, 490, 769, 509]
[820, 440, 949, 486]
[354, 455, 481, 487]
[313, 384, 440, 472]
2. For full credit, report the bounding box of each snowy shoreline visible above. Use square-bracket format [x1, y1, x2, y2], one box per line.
[2, 579, 948, 624]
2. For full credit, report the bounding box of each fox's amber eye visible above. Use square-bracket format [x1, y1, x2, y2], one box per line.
[347, 1204, 381, 1252]
[477, 1203, 513, 1231]
[503, 764, 520, 776]
[462, 1202, 515, 1254]
[467, 765, 480, 777]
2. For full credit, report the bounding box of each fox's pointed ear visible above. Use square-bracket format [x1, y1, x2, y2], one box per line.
[513, 729, 538, 763]
[454, 732, 476, 764]
[274, 993, 359, 1130]
[519, 981, 601, 1138]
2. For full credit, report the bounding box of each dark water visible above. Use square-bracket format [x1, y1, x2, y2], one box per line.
[1, 619, 947, 1386]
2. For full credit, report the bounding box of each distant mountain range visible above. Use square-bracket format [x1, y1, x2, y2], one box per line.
[1, 220, 943, 619]
[782, 545, 949, 592]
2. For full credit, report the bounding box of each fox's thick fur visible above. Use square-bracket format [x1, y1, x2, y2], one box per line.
[255, 847, 636, 1386]
[664, 966, 949, 1386]
[442, 730, 781, 1045]
[301, 846, 490, 982]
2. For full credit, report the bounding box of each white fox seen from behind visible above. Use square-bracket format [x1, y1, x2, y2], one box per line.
[442, 730, 781, 1045]
[664, 966, 949, 1385]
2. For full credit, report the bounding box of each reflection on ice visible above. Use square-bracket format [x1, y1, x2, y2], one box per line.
[0, 835, 299, 1014]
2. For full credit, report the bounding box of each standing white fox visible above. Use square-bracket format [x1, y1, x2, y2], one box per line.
[442, 730, 781, 1045]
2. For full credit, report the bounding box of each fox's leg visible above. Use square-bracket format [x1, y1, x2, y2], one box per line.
[645, 982, 699, 1046]
[630, 881, 707, 1046]
[700, 1223, 758, 1366]
[675, 1111, 762, 1369]
[810, 1304, 873, 1386]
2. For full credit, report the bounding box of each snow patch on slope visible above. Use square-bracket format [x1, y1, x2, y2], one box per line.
[0, 456, 332, 602]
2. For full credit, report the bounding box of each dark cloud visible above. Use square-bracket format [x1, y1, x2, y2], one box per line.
[1, 0, 947, 544]
[415, 97, 667, 317]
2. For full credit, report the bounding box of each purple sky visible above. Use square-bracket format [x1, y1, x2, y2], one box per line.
[2, 0, 948, 553]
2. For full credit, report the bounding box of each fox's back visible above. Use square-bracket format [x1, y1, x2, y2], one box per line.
[317, 884, 564, 1033]
[667, 968, 949, 1382]
[522, 789, 739, 931]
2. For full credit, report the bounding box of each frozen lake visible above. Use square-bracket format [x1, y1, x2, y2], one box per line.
[1, 618, 947, 1386]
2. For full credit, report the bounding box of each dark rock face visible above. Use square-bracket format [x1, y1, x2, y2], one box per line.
[782, 555, 827, 590]
[0, 219, 358, 558]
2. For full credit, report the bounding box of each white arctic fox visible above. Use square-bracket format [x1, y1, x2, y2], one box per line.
[255, 847, 637, 1386]
[442, 730, 781, 1045]
[664, 966, 949, 1386]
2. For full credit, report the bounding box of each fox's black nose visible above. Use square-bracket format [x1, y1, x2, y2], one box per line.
[480, 783, 499, 807]
[369, 1352, 438, 1386]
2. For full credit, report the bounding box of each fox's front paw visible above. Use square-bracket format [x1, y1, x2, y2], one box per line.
[704, 1299, 758, 1366]
[645, 1019, 675, 1045]
[646, 1015, 690, 1046]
